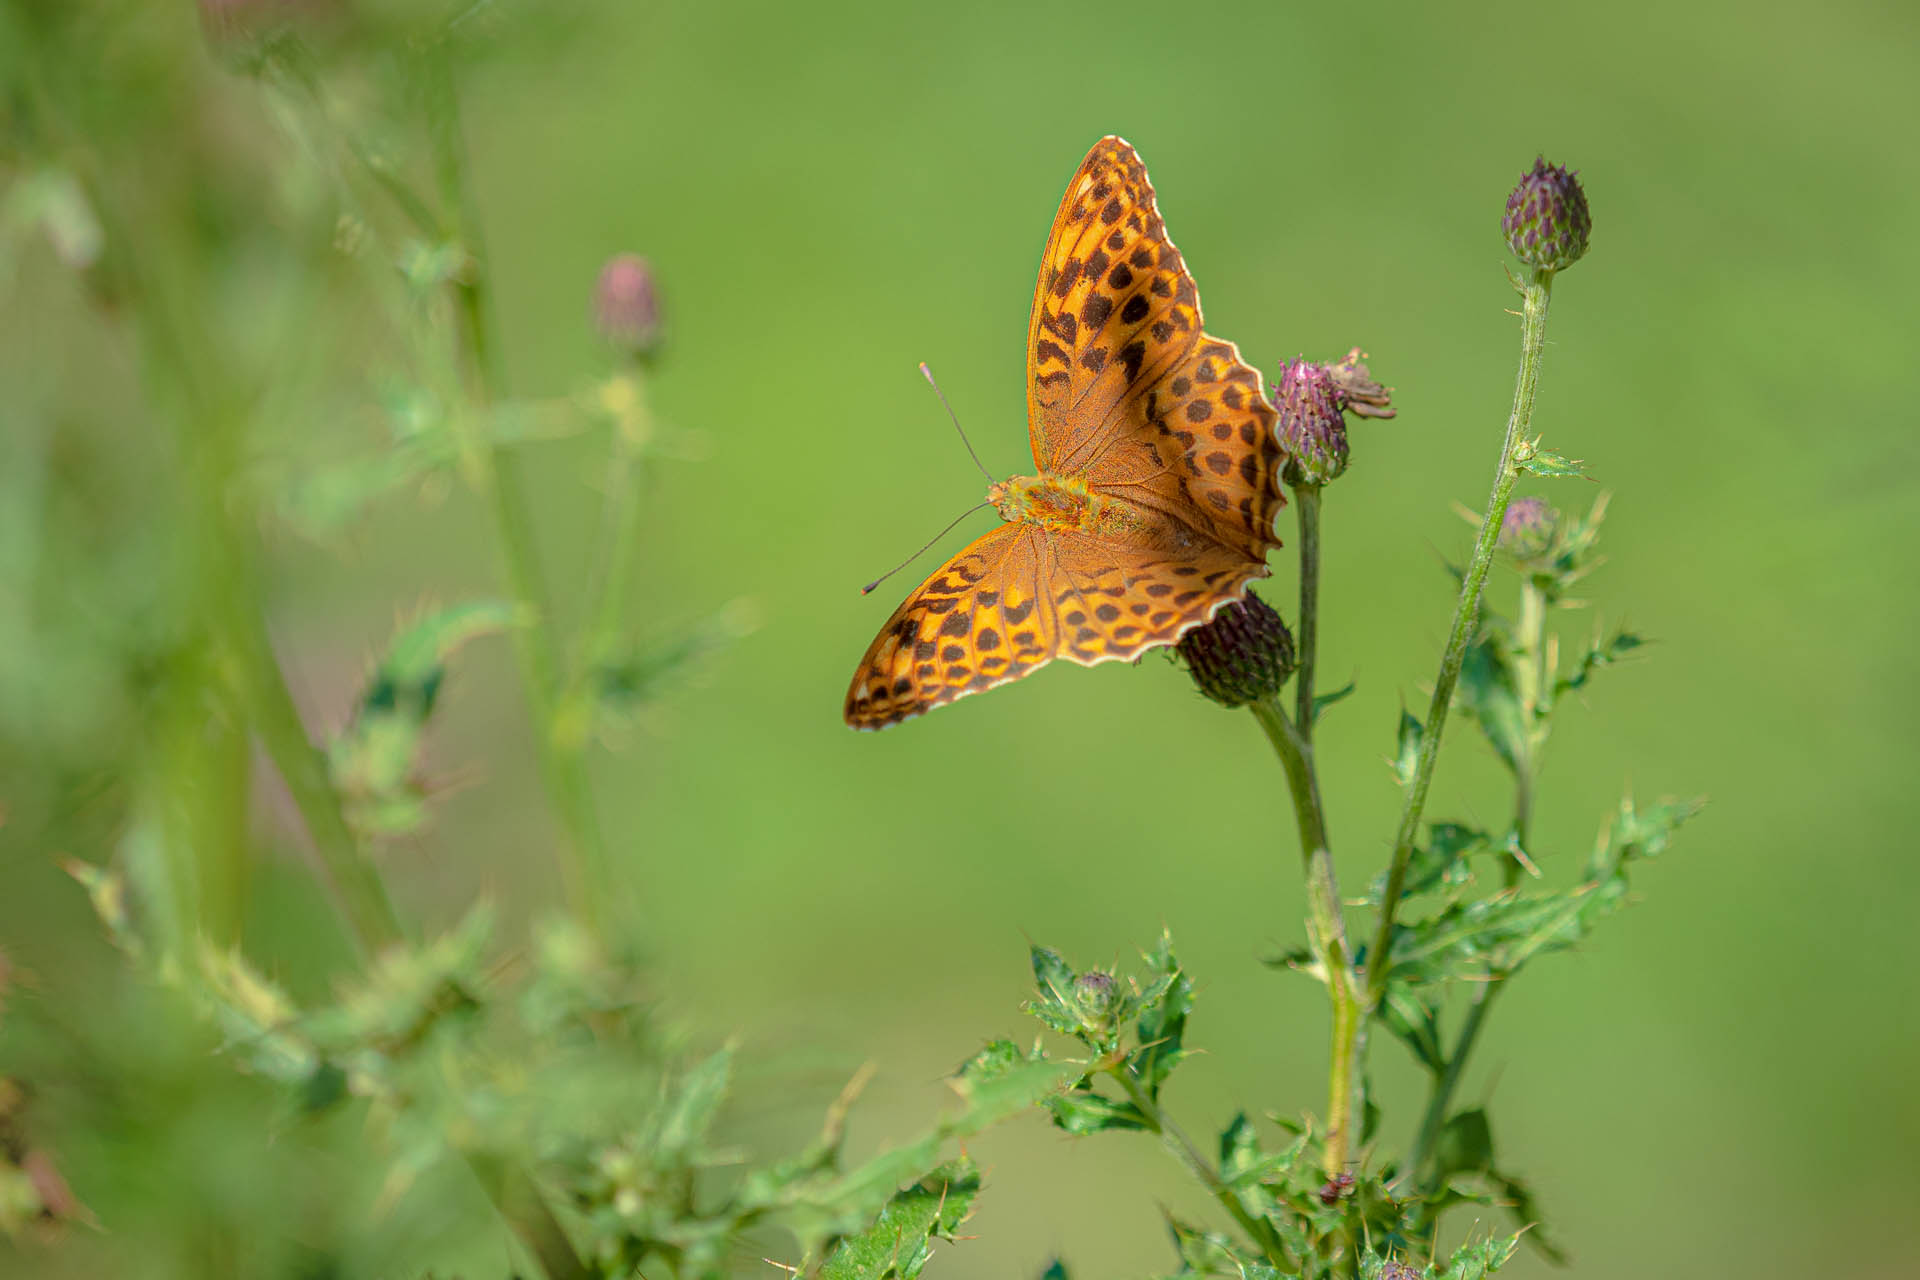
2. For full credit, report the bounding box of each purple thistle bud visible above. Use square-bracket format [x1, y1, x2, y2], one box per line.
[1073, 970, 1117, 1018]
[1377, 1263, 1424, 1280]
[1177, 589, 1295, 708]
[1498, 496, 1559, 561]
[594, 254, 663, 357]
[1274, 357, 1348, 486]
[1502, 157, 1591, 272]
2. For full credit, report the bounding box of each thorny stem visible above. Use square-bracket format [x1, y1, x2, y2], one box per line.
[1363, 267, 1557, 1014]
[421, 52, 614, 945]
[1110, 1063, 1298, 1272]
[1293, 485, 1324, 735]
[1249, 699, 1363, 1180]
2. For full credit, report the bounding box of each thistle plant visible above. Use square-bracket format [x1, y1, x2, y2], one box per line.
[972, 157, 1697, 1279]
[1, 6, 1698, 1274]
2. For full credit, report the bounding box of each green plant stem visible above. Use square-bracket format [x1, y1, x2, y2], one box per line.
[1405, 570, 1552, 1186]
[1362, 266, 1557, 1013]
[1293, 484, 1323, 735]
[1110, 1065, 1297, 1271]
[472, 1157, 592, 1280]
[560, 371, 653, 741]
[422, 52, 613, 945]
[1249, 698, 1363, 1179]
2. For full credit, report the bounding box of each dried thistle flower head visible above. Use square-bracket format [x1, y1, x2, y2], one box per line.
[1502, 157, 1591, 271]
[1328, 348, 1395, 420]
[1177, 590, 1295, 708]
[595, 253, 662, 357]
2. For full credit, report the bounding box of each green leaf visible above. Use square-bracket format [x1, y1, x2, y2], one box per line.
[657, 1046, 733, 1162]
[1438, 1232, 1522, 1278]
[1584, 794, 1704, 880]
[950, 1040, 1080, 1130]
[327, 600, 525, 836]
[1378, 981, 1445, 1073]
[1516, 447, 1587, 479]
[1038, 1263, 1071, 1280]
[1313, 680, 1357, 717]
[1130, 932, 1192, 1100]
[1166, 1214, 1242, 1275]
[819, 1157, 981, 1280]
[1392, 708, 1424, 787]
[1458, 631, 1525, 775]
[1045, 1084, 1147, 1136]
[1490, 1165, 1566, 1264]
[1023, 945, 1083, 1036]
[1431, 1108, 1495, 1183]
[593, 599, 757, 718]
[1555, 628, 1646, 698]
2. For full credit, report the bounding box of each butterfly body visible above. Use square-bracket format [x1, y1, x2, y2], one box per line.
[845, 137, 1285, 730]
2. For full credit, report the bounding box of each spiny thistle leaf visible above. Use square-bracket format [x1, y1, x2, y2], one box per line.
[1459, 631, 1525, 776]
[1392, 709, 1425, 787]
[1556, 628, 1646, 698]
[818, 1157, 981, 1280]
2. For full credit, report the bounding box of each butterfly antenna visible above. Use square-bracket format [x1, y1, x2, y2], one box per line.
[861, 502, 992, 595]
[920, 362, 994, 482]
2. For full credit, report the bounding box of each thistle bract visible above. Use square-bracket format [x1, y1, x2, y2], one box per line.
[1177, 590, 1294, 707]
[1502, 157, 1591, 271]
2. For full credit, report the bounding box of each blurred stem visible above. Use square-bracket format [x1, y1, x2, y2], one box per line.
[421, 51, 613, 946]
[233, 598, 406, 958]
[1249, 698, 1363, 1181]
[1109, 1063, 1298, 1271]
[1363, 266, 1557, 1014]
[560, 369, 653, 743]
[471, 1156, 591, 1280]
[1292, 484, 1323, 735]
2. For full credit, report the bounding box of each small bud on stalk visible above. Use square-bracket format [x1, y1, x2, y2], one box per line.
[1502, 157, 1591, 272]
[595, 254, 663, 358]
[1498, 496, 1559, 562]
[1178, 589, 1295, 708]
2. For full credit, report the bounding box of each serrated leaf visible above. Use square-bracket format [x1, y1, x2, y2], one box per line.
[1045, 1084, 1147, 1136]
[818, 1157, 980, 1280]
[328, 601, 524, 836]
[1131, 932, 1191, 1100]
[950, 1040, 1080, 1129]
[1517, 448, 1587, 479]
[1431, 1108, 1495, 1182]
[1166, 1215, 1242, 1275]
[1378, 981, 1446, 1074]
[1490, 1165, 1566, 1264]
[1364, 823, 1495, 908]
[1439, 1232, 1521, 1278]
[1392, 708, 1424, 787]
[1023, 945, 1083, 1035]
[1584, 794, 1704, 880]
[1556, 628, 1646, 698]
[594, 598, 757, 717]
[1459, 632, 1525, 775]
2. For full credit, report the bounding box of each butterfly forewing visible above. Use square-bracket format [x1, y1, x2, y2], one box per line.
[1025, 137, 1283, 561]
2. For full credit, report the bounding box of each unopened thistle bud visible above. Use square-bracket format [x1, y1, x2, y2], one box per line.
[594, 254, 662, 357]
[1377, 1263, 1423, 1280]
[1274, 357, 1347, 486]
[1502, 157, 1591, 272]
[1498, 496, 1559, 561]
[1178, 589, 1295, 708]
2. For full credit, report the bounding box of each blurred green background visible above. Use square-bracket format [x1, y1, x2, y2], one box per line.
[3, 0, 1917, 1276]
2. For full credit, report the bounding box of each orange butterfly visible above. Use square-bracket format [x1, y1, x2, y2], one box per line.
[845, 137, 1284, 729]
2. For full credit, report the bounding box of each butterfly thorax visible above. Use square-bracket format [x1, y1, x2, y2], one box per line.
[988, 473, 1140, 538]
